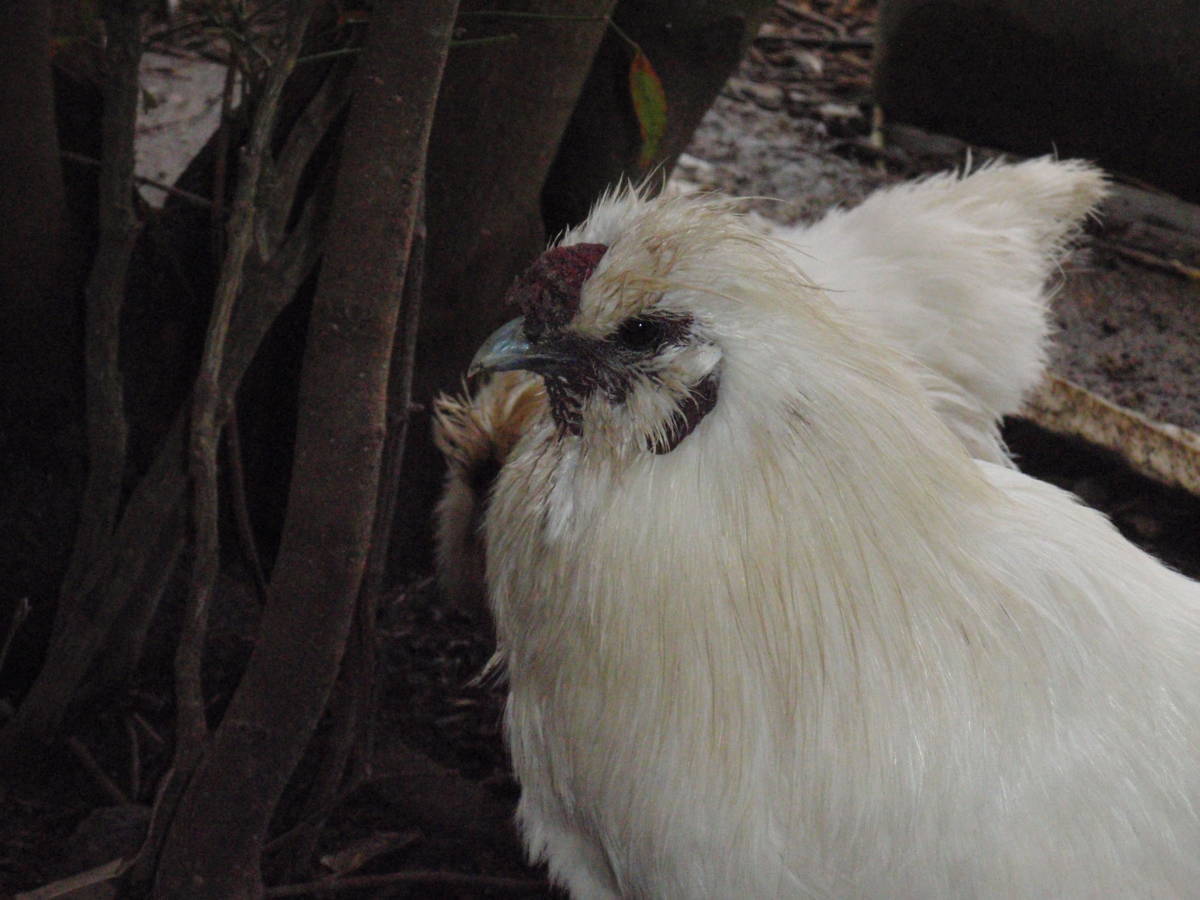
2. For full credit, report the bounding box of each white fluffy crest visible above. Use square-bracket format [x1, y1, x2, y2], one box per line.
[482, 159, 1200, 898]
[779, 157, 1107, 463]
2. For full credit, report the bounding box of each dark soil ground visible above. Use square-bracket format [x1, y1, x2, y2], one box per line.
[4, 1, 1200, 896]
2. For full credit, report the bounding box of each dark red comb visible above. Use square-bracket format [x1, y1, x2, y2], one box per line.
[506, 242, 607, 339]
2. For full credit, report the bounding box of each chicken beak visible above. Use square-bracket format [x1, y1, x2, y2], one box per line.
[470, 316, 571, 377]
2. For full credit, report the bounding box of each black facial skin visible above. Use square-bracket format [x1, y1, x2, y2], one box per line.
[527, 311, 720, 452]
[505, 243, 720, 451]
[648, 370, 721, 455]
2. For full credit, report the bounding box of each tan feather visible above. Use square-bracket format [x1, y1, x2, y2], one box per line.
[432, 371, 545, 609]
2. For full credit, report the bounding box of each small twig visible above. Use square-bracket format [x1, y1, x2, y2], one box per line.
[755, 33, 874, 51]
[123, 715, 141, 801]
[130, 711, 165, 746]
[0, 56, 332, 760]
[451, 33, 519, 48]
[125, 766, 180, 885]
[263, 869, 551, 897]
[318, 829, 422, 877]
[60, 150, 214, 209]
[272, 634, 371, 878]
[295, 46, 360, 65]
[210, 40, 240, 256]
[268, 191, 415, 879]
[1096, 239, 1200, 280]
[67, 736, 131, 806]
[363, 187, 425, 604]
[60, 0, 144, 600]
[177, 0, 317, 773]
[14, 856, 129, 900]
[778, 1, 847, 36]
[458, 8, 642, 55]
[261, 780, 362, 856]
[264, 63, 355, 251]
[224, 410, 270, 602]
[0, 597, 30, 675]
[459, 8, 605, 18]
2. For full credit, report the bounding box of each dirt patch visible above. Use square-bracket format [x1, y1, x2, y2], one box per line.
[1051, 255, 1200, 433]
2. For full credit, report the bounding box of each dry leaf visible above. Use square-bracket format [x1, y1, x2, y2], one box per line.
[629, 50, 668, 171]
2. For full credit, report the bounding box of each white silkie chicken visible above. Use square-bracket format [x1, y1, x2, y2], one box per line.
[435, 158, 1098, 605]
[456, 157, 1200, 898]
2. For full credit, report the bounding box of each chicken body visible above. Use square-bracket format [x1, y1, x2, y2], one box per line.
[471, 160, 1200, 897]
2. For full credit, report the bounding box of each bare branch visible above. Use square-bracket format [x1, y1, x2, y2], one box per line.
[263, 870, 551, 897]
[0, 103, 333, 765]
[0, 597, 30, 675]
[66, 735, 131, 806]
[61, 0, 144, 598]
[156, 1, 460, 891]
[363, 190, 427, 603]
[60, 149, 214, 209]
[225, 412, 270, 601]
[263, 64, 354, 249]
[177, 0, 317, 771]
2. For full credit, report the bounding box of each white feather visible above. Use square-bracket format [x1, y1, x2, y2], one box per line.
[432, 159, 1105, 604]
[779, 157, 1106, 463]
[483, 160, 1200, 898]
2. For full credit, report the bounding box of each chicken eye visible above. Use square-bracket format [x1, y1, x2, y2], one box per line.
[615, 317, 669, 352]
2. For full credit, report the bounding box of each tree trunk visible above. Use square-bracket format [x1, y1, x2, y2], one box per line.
[542, 0, 775, 234]
[152, 2, 459, 895]
[392, 0, 618, 574]
[0, 2, 90, 686]
[0, 0, 83, 430]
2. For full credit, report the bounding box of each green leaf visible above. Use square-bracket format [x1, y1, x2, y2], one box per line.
[629, 50, 667, 172]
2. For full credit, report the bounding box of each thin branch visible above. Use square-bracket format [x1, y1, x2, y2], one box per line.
[131, 712, 164, 747]
[176, 0, 317, 772]
[341, 196, 429, 793]
[124, 715, 142, 801]
[1096, 239, 1200, 280]
[778, 1, 848, 36]
[67, 736, 131, 806]
[61, 0, 144, 598]
[154, 0, 459, 890]
[458, 9, 608, 18]
[275, 90, 428, 889]
[273, 620, 369, 879]
[125, 766, 181, 886]
[0, 597, 30, 675]
[451, 33, 519, 48]
[295, 46, 360, 65]
[263, 869, 551, 897]
[210, 41, 240, 253]
[0, 132, 330, 764]
[93, 511, 187, 691]
[16, 857, 129, 900]
[261, 780, 360, 856]
[755, 33, 875, 51]
[60, 150, 214, 208]
[263, 64, 354, 250]
[224, 411, 270, 602]
[363, 188, 426, 603]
